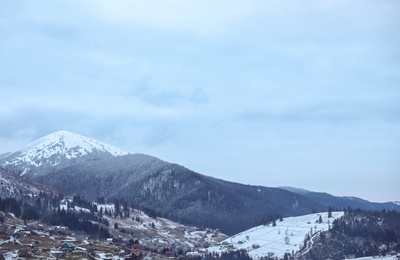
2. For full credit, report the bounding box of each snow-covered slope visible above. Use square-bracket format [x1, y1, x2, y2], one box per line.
[0, 130, 129, 176]
[207, 211, 344, 259]
[352, 256, 399, 260]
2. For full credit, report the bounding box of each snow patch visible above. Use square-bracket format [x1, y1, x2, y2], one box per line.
[2, 130, 129, 171]
[207, 211, 344, 259]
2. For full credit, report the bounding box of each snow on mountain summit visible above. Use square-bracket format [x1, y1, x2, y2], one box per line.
[23, 130, 129, 159]
[1, 130, 129, 175]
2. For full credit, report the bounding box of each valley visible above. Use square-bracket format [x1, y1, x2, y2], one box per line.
[0, 201, 227, 259]
[0, 131, 399, 259]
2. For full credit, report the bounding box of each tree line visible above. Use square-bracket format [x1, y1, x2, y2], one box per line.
[301, 208, 400, 260]
[0, 193, 111, 239]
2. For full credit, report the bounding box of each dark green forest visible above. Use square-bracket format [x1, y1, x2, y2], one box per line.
[300, 208, 400, 260]
[0, 193, 111, 239]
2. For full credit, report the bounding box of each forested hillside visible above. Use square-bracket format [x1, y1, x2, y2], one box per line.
[0, 193, 111, 239]
[301, 208, 400, 260]
[33, 157, 324, 235]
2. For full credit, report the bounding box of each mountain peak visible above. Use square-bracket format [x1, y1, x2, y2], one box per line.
[24, 130, 129, 158]
[0, 130, 129, 176]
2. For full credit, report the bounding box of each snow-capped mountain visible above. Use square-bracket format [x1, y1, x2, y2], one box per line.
[0, 130, 129, 176]
[1, 130, 399, 236]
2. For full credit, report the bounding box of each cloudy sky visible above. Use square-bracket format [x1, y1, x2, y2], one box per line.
[1, 0, 399, 202]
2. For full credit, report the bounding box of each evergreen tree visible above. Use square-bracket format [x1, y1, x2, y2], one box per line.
[114, 200, 120, 216]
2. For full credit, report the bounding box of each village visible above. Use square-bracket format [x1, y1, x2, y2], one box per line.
[0, 207, 229, 259]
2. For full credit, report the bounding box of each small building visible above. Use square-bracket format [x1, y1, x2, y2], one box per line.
[131, 244, 143, 259]
[0, 232, 8, 240]
[165, 250, 175, 257]
[18, 246, 33, 257]
[62, 242, 77, 251]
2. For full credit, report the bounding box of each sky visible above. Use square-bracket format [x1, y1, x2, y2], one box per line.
[0, 0, 399, 202]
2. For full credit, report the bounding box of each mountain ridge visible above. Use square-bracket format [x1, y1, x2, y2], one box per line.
[1, 130, 398, 235]
[29, 153, 324, 234]
[280, 186, 400, 211]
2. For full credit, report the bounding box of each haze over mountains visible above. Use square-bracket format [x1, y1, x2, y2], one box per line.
[0, 130, 399, 235]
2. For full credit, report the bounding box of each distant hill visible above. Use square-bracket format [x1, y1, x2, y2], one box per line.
[303, 209, 400, 259]
[280, 187, 400, 212]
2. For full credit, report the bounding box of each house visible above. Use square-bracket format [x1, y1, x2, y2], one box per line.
[18, 249, 32, 257]
[62, 241, 77, 251]
[165, 250, 175, 257]
[18, 245, 33, 257]
[131, 244, 143, 259]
